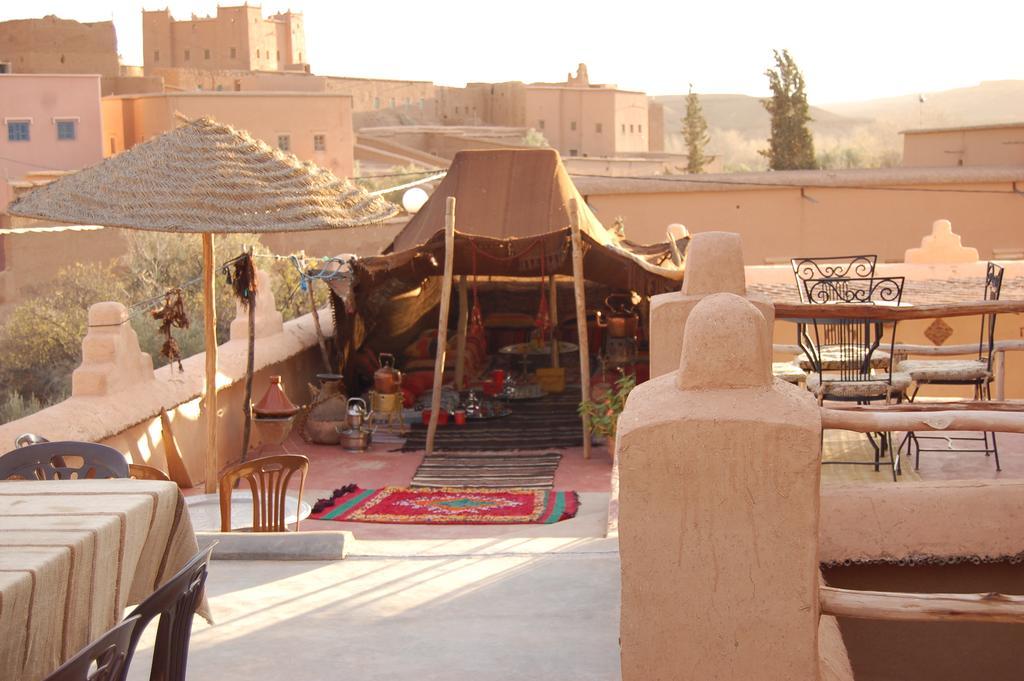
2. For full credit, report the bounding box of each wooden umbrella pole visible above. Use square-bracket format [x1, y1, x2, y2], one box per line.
[454, 274, 469, 390]
[240, 252, 256, 463]
[426, 196, 457, 454]
[569, 199, 592, 459]
[202, 233, 219, 493]
[549, 274, 560, 368]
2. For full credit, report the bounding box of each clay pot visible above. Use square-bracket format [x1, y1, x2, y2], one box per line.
[253, 376, 300, 417]
[304, 393, 348, 445]
[373, 353, 403, 394]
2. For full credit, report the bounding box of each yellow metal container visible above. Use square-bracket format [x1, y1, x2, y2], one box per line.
[535, 367, 566, 394]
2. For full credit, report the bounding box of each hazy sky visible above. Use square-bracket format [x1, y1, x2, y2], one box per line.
[6, 1, 1022, 104]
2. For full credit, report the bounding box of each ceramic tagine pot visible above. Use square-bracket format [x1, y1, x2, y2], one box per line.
[252, 376, 300, 418]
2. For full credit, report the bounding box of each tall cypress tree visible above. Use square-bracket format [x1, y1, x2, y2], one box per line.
[682, 84, 711, 173]
[760, 50, 817, 170]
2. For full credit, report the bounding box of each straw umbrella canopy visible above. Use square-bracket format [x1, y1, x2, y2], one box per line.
[9, 116, 398, 491]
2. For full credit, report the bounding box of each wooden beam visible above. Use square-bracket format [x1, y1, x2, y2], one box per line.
[570, 199, 592, 459]
[453, 274, 469, 390]
[426, 197, 457, 454]
[776, 300, 1024, 322]
[549, 274, 560, 368]
[820, 585, 1024, 624]
[824, 401, 1024, 413]
[202, 233, 219, 494]
[774, 340, 1024, 357]
[821, 408, 1024, 434]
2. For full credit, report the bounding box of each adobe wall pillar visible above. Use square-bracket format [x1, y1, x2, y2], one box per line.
[618, 293, 822, 681]
[72, 302, 155, 397]
[904, 218, 980, 264]
[649, 231, 774, 379]
[229, 268, 284, 340]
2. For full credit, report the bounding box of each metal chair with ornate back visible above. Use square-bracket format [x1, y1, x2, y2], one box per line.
[122, 546, 214, 681]
[790, 255, 878, 303]
[218, 454, 309, 532]
[0, 441, 129, 480]
[43, 615, 141, 681]
[897, 262, 1006, 470]
[798, 276, 909, 481]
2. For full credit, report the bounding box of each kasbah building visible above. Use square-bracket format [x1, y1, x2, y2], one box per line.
[0, 5, 1021, 318]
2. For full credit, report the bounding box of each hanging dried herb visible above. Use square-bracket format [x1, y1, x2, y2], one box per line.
[151, 288, 190, 371]
[230, 252, 258, 308]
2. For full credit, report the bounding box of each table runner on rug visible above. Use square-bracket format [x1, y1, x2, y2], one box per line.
[310, 485, 580, 524]
[0, 479, 209, 681]
[398, 391, 584, 452]
[411, 451, 562, 490]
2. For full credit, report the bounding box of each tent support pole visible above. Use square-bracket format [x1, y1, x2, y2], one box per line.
[549, 274, 560, 368]
[569, 200, 592, 459]
[202, 233, 219, 493]
[454, 274, 469, 390]
[426, 197, 457, 454]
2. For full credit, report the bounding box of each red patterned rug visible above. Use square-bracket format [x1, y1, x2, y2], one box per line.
[310, 485, 580, 524]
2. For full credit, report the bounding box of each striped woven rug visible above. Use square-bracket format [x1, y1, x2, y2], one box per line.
[399, 390, 584, 453]
[411, 451, 563, 490]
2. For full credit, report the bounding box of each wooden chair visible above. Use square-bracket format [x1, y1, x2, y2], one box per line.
[0, 441, 128, 480]
[43, 615, 141, 681]
[123, 546, 213, 681]
[218, 454, 308, 532]
[128, 463, 171, 481]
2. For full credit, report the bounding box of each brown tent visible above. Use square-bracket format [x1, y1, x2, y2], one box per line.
[331, 148, 685, 385]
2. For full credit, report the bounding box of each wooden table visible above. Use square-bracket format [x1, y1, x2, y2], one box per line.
[0, 479, 208, 681]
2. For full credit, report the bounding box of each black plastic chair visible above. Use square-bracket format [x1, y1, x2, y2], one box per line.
[0, 441, 129, 480]
[44, 615, 141, 681]
[121, 545, 214, 681]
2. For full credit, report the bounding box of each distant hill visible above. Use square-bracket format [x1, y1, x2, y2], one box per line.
[655, 80, 1024, 171]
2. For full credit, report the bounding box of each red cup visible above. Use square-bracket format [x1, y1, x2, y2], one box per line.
[491, 369, 506, 385]
[421, 409, 431, 425]
[437, 410, 450, 425]
[454, 409, 466, 425]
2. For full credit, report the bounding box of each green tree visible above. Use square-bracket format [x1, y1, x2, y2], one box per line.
[681, 84, 711, 173]
[760, 49, 817, 170]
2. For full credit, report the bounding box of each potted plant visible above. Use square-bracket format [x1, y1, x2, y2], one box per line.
[578, 370, 636, 452]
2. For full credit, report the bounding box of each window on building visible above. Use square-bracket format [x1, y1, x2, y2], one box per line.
[374, 97, 380, 109]
[629, 124, 634, 133]
[390, 98, 396, 108]
[569, 149, 578, 157]
[256, 49, 261, 59]
[313, 134, 326, 151]
[276, 50, 280, 61]
[538, 119, 545, 130]
[455, 106, 460, 115]
[204, 49, 211, 60]
[230, 47, 237, 59]
[109, 136, 116, 155]
[595, 123, 603, 133]
[419, 98, 425, 110]
[277, 134, 291, 152]
[215, 84, 223, 91]
[621, 123, 625, 133]
[7, 120, 30, 142]
[153, 50, 160, 62]
[639, 124, 643, 133]
[184, 49, 190, 61]
[56, 120, 76, 141]
[570, 120, 577, 131]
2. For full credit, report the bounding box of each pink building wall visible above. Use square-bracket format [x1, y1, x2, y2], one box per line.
[902, 123, 1024, 168]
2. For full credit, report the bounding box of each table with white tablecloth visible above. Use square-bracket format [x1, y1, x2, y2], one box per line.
[0, 479, 210, 681]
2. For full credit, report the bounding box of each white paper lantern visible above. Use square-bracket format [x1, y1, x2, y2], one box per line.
[402, 187, 429, 213]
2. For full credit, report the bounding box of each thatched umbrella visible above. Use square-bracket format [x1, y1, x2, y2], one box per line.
[9, 116, 397, 492]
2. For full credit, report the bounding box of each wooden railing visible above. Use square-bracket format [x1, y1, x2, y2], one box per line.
[820, 586, 1024, 624]
[775, 300, 1024, 321]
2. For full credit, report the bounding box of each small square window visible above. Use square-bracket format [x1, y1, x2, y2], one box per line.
[230, 47, 237, 59]
[595, 123, 602, 133]
[374, 97, 380, 109]
[570, 120, 577, 131]
[313, 134, 326, 151]
[569, 149, 578, 157]
[204, 49, 211, 60]
[153, 49, 160, 62]
[277, 134, 291, 152]
[7, 121, 30, 142]
[256, 49, 260, 59]
[629, 124, 634, 133]
[621, 124, 625, 133]
[184, 49, 190, 61]
[455, 106, 460, 115]
[56, 120, 76, 141]
[538, 119, 545, 130]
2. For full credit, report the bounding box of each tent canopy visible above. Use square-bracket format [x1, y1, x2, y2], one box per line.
[359, 148, 685, 297]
